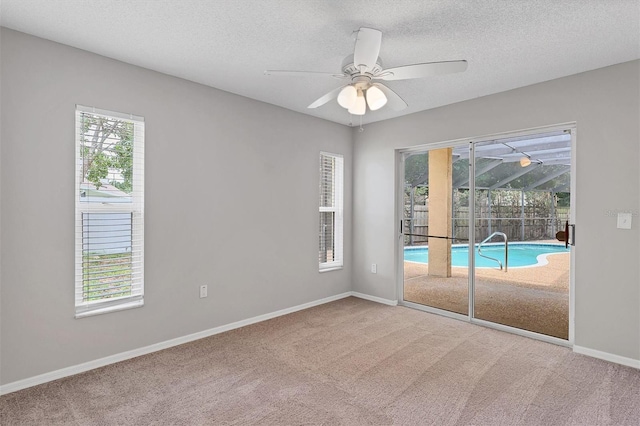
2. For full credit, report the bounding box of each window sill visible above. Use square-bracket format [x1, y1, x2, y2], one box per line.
[75, 299, 144, 319]
[319, 266, 343, 273]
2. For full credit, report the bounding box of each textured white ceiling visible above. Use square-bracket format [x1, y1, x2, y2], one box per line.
[2, 0, 639, 126]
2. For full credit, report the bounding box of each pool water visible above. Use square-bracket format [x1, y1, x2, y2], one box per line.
[404, 244, 569, 268]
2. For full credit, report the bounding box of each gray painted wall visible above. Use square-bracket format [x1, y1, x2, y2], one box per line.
[0, 29, 352, 385]
[352, 60, 640, 361]
[0, 28, 3, 385]
[1, 27, 638, 386]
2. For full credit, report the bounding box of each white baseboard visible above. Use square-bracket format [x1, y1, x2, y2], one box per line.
[350, 291, 398, 306]
[6, 291, 637, 396]
[0, 291, 353, 395]
[573, 345, 640, 369]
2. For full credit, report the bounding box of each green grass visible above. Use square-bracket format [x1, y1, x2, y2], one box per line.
[82, 252, 133, 302]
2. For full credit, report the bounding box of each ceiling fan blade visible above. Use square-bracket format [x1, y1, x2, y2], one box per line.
[353, 27, 382, 72]
[308, 86, 346, 109]
[372, 83, 407, 111]
[375, 60, 468, 81]
[264, 70, 348, 80]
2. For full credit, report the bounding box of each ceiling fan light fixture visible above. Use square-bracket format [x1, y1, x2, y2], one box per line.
[366, 85, 387, 111]
[348, 89, 366, 115]
[266, 27, 467, 116]
[520, 156, 532, 167]
[337, 85, 357, 109]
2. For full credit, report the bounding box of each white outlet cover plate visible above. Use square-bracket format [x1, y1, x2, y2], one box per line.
[617, 212, 632, 229]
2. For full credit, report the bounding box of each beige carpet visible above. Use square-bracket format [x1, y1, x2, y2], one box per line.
[2, 297, 639, 425]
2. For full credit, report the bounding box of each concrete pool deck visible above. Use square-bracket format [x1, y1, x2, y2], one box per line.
[403, 252, 570, 339]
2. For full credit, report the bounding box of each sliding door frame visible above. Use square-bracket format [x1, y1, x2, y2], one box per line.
[396, 123, 577, 347]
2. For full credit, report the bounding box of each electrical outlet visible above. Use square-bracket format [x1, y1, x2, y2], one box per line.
[371, 263, 377, 274]
[617, 212, 632, 229]
[200, 285, 208, 298]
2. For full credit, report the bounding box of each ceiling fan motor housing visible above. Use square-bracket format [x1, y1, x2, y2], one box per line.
[341, 54, 384, 79]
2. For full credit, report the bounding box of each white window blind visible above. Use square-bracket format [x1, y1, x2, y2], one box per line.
[75, 105, 144, 318]
[319, 152, 344, 271]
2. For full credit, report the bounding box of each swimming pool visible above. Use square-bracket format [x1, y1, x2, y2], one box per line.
[404, 243, 569, 268]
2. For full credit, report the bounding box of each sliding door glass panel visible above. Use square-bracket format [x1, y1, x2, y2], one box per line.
[472, 132, 571, 339]
[403, 147, 469, 315]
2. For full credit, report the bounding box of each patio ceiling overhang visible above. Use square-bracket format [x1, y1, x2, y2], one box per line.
[407, 130, 571, 193]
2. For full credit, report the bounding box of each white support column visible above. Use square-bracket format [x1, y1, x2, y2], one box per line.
[521, 190, 525, 241]
[551, 191, 556, 236]
[488, 190, 492, 235]
[409, 187, 415, 245]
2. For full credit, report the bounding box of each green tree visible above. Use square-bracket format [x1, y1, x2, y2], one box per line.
[81, 115, 133, 193]
[556, 192, 570, 207]
[404, 152, 428, 188]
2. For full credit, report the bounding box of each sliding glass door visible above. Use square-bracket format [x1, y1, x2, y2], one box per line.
[471, 132, 572, 339]
[400, 128, 573, 342]
[402, 145, 470, 315]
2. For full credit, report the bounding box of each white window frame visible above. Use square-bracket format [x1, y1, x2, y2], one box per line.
[319, 152, 344, 272]
[75, 105, 145, 318]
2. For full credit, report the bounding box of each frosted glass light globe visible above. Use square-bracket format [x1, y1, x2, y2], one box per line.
[337, 85, 357, 109]
[348, 91, 366, 115]
[366, 86, 387, 111]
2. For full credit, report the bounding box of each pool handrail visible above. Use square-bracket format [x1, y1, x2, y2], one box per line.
[478, 232, 508, 272]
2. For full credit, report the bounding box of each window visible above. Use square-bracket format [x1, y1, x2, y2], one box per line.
[75, 105, 144, 318]
[319, 152, 344, 271]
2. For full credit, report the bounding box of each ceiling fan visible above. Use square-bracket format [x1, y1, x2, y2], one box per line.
[265, 27, 468, 115]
